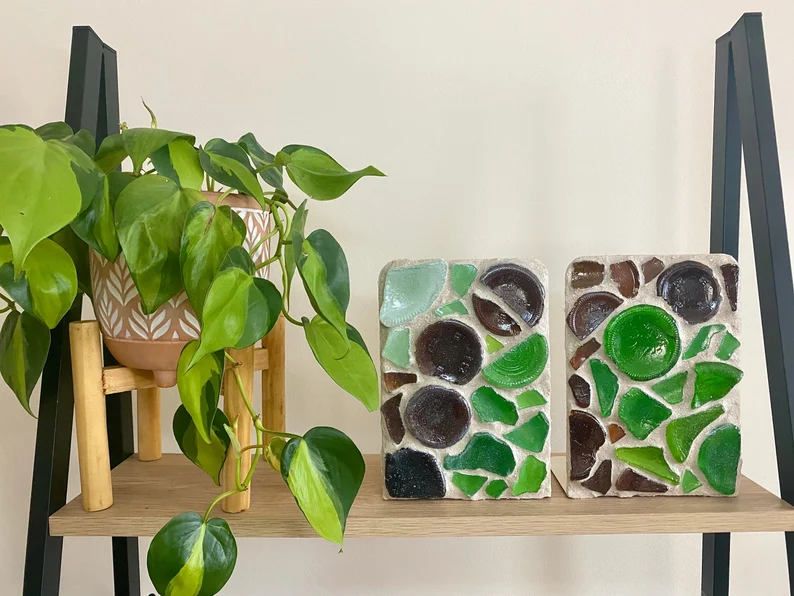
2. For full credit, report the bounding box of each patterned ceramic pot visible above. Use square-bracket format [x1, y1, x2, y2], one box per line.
[90, 192, 271, 388]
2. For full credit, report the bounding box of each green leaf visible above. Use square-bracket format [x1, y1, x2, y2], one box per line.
[278, 145, 385, 201]
[64, 129, 97, 158]
[180, 202, 246, 318]
[199, 139, 265, 206]
[281, 427, 365, 545]
[147, 512, 237, 596]
[265, 436, 287, 472]
[224, 424, 242, 457]
[50, 226, 91, 297]
[151, 138, 204, 190]
[284, 200, 308, 307]
[115, 175, 203, 313]
[34, 122, 73, 141]
[238, 133, 283, 190]
[70, 171, 130, 261]
[94, 133, 127, 173]
[177, 341, 225, 444]
[0, 311, 50, 415]
[303, 316, 378, 411]
[306, 229, 350, 313]
[219, 245, 255, 274]
[0, 126, 85, 272]
[173, 405, 231, 485]
[122, 127, 195, 174]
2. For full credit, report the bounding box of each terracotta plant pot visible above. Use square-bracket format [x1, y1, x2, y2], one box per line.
[90, 192, 271, 388]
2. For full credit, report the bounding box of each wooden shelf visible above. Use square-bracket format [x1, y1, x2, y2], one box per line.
[50, 454, 794, 538]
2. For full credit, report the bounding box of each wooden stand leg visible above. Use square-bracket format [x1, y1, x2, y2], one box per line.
[136, 387, 161, 461]
[261, 316, 286, 441]
[222, 346, 254, 513]
[69, 321, 113, 512]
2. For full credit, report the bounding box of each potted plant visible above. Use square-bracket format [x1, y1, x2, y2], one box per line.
[0, 106, 384, 595]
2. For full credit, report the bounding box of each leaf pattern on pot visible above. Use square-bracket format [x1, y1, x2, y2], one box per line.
[238, 208, 271, 279]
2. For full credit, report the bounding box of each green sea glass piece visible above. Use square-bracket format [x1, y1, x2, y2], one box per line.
[692, 362, 743, 408]
[451, 263, 478, 297]
[516, 389, 547, 409]
[651, 371, 688, 405]
[698, 423, 741, 495]
[683, 324, 726, 359]
[381, 328, 411, 368]
[666, 405, 725, 463]
[485, 479, 508, 498]
[481, 333, 548, 388]
[715, 332, 741, 360]
[444, 432, 516, 476]
[618, 388, 672, 440]
[471, 386, 518, 425]
[603, 305, 681, 381]
[615, 446, 680, 484]
[513, 455, 547, 495]
[682, 470, 702, 493]
[485, 335, 504, 354]
[505, 413, 549, 452]
[451, 472, 488, 498]
[590, 359, 619, 417]
[380, 260, 447, 327]
[434, 300, 469, 317]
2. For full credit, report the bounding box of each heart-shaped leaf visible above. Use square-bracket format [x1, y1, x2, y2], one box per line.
[237, 133, 283, 190]
[151, 138, 204, 190]
[199, 139, 264, 206]
[0, 310, 50, 415]
[277, 145, 384, 201]
[177, 341, 225, 444]
[50, 226, 91, 297]
[0, 238, 77, 329]
[281, 427, 365, 545]
[173, 404, 231, 485]
[34, 122, 73, 141]
[64, 129, 97, 159]
[122, 127, 195, 174]
[115, 175, 202, 313]
[303, 316, 378, 411]
[284, 200, 308, 307]
[70, 171, 132, 262]
[94, 133, 127, 173]
[147, 512, 237, 596]
[306, 229, 349, 313]
[265, 436, 288, 472]
[219, 245, 255, 275]
[180, 202, 246, 318]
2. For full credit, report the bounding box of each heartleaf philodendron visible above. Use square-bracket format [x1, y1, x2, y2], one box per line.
[0, 311, 50, 415]
[177, 341, 225, 444]
[151, 138, 204, 190]
[199, 138, 265, 206]
[173, 405, 231, 486]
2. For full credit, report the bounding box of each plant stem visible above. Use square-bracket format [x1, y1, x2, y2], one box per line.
[248, 228, 278, 257]
[276, 203, 293, 240]
[240, 443, 266, 455]
[203, 490, 238, 522]
[256, 254, 279, 269]
[215, 188, 234, 208]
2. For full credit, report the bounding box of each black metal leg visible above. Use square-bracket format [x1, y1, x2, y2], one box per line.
[701, 534, 731, 596]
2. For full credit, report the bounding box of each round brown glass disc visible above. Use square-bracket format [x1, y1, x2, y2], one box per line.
[656, 261, 721, 324]
[404, 385, 471, 448]
[472, 294, 521, 336]
[415, 320, 483, 385]
[481, 263, 545, 327]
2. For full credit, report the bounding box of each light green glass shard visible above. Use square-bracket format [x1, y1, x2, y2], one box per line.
[444, 433, 516, 476]
[683, 324, 726, 359]
[451, 472, 487, 498]
[715, 332, 741, 360]
[698, 423, 741, 495]
[666, 405, 725, 463]
[505, 413, 549, 452]
[482, 333, 548, 388]
[512, 455, 547, 495]
[692, 362, 743, 408]
[651, 371, 688, 405]
[682, 469, 702, 494]
[471, 386, 518, 425]
[590, 359, 618, 417]
[615, 446, 680, 484]
[451, 263, 478, 296]
[380, 260, 447, 327]
[485, 335, 504, 354]
[381, 328, 411, 368]
[516, 389, 547, 409]
[618, 388, 672, 440]
[485, 479, 508, 498]
[434, 300, 468, 317]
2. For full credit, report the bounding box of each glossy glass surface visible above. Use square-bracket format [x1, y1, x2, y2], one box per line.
[569, 410, 605, 481]
[415, 320, 482, 385]
[566, 291, 622, 340]
[656, 260, 721, 325]
[404, 385, 471, 448]
[481, 263, 545, 327]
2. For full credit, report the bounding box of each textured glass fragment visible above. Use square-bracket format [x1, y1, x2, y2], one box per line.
[569, 338, 601, 370]
[610, 260, 640, 298]
[666, 405, 724, 462]
[641, 257, 665, 284]
[590, 359, 619, 417]
[382, 328, 411, 368]
[481, 263, 545, 326]
[608, 423, 626, 444]
[471, 386, 519, 425]
[615, 469, 668, 493]
[451, 472, 487, 498]
[657, 260, 721, 325]
[566, 291, 623, 340]
[416, 320, 482, 385]
[618, 388, 672, 440]
[581, 460, 612, 495]
[472, 294, 521, 336]
[682, 469, 702, 494]
[568, 374, 591, 408]
[434, 300, 469, 317]
[482, 333, 548, 388]
[385, 449, 446, 498]
[698, 423, 741, 495]
[381, 394, 405, 444]
[691, 362, 743, 409]
[383, 372, 417, 392]
[715, 333, 741, 361]
[485, 479, 508, 498]
[569, 410, 605, 480]
[504, 413, 549, 452]
[451, 263, 478, 297]
[380, 260, 447, 327]
[444, 432, 516, 476]
[651, 371, 687, 405]
[513, 455, 547, 495]
[404, 385, 470, 448]
[720, 263, 739, 312]
[516, 389, 547, 409]
[570, 260, 604, 289]
[615, 446, 680, 484]
[683, 324, 726, 359]
[485, 334, 505, 354]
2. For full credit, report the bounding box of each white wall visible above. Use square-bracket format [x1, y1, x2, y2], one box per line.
[1, 1, 793, 594]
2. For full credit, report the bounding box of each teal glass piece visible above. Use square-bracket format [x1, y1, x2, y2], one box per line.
[485, 479, 508, 498]
[590, 359, 619, 417]
[618, 388, 672, 440]
[451, 472, 488, 498]
[691, 362, 743, 408]
[379, 260, 447, 327]
[651, 371, 688, 405]
[434, 300, 469, 317]
[516, 389, 547, 409]
[481, 333, 548, 388]
[682, 469, 702, 493]
[512, 455, 547, 495]
[471, 386, 518, 425]
[715, 332, 741, 360]
[444, 432, 516, 476]
[698, 423, 741, 495]
[666, 405, 725, 463]
[381, 328, 411, 368]
[504, 413, 549, 452]
[485, 335, 504, 354]
[683, 324, 726, 360]
[451, 263, 478, 297]
[615, 446, 680, 484]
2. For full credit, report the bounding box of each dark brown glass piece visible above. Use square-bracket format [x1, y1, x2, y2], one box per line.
[383, 372, 418, 392]
[581, 460, 612, 495]
[481, 263, 545, 327]
[416, 320, 482, 385]
[568, 374, 591, 407]
[472, 294, 521, 337]
[566, 292, 623, 340]
[571, 260, 605, 289]
[569, 338, 601, 370]
[404, 385, 471, 448]
[569, 410, 606, 480]
[615, 469, 669, 493]
[385, 448, 446, 499]
[381, 394, 405, 444]
[657, 260, 721, 324]
[721, 263, 739, 311]
[610, 260, 640, 298]
[608, 423, 626, 444]
[642, 257, 665, 284]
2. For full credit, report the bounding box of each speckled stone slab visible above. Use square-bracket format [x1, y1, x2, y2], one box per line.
[561, 254, 742, 498]
[379, 259, 551, 500]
